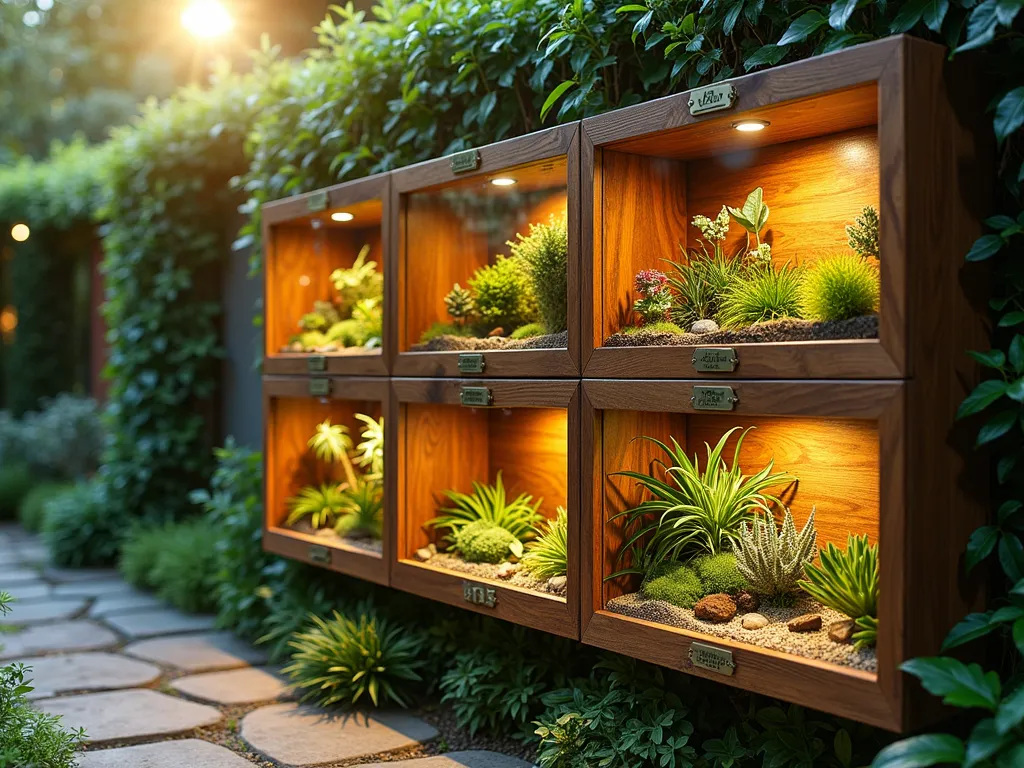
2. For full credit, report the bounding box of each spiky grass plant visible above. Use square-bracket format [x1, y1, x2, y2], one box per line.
[610, 427, 794, 577]
[308, 419, 358, 489]
[286, 484, 349, 529]
[330, 244, 383, 310]
[334, 479, 383, 539]
[354, 414, 384, 478]
[800, 253, 879, 322]
[664, 247, 740, 327]
[799, 534, 879, 649]
[732, 506, 817, 599]
[718, 264, 803, 329]
[521, 506, 568, 579]
[284, 610, 425, 708]
[429, 471, 544, 544]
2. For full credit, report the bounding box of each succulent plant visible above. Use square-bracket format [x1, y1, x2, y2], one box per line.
[799, 533, 879, 649]
[732, 506, 817, 598]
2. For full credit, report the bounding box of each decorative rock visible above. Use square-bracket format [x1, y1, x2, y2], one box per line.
[172, 666, 291, 705]
[0, 620, 118, 660]
[828, 619, 856, 644]
[314, 528, 337, 539]
[77, 739, 254, 768]
[36, 689, 222, 745]
[691, 319, 720, 334]
[547, 575, 567, 591]
[242, 703, 438, 766]
[0, 598, 85, 625]
[735, 591, 760, 613]
[694, 593, 737, 623]
[90, 592, 164, 618]
[428, 543, 437, 555]
[741, 613, 768, 630]
[487, 327, 505, 337]
[496, 562, 518, 579]
[363, 753, 534, 768]
[124, 631, 268, 672]
[104, 608, 216, 639]
[15, 652, 160, 700]
[788, 613, 823, 633]
[414, 547, 433, 562]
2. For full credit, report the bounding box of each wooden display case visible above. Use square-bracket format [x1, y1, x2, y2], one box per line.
[580, 379, 986, 731]
[389, 378, 580, 637]
[390, 124, 580, 378]
[581, 35, 987, 379]
[263, 174, 389, 377]
[263, 375, 389, 585]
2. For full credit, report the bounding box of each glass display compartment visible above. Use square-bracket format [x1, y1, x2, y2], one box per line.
[263, 174, 389, 376]
[389, 378, 579, 637]
[263, 376, 389, 584]
[391, 124, 580, 378]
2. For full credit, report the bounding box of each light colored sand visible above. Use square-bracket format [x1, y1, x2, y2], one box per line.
[426, 553, 566, 598]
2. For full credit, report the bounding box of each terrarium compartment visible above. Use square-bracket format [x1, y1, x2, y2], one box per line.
[599, 409, 880, 674]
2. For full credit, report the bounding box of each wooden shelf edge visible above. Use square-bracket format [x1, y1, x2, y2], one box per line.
[264, 352, 389, 377]
[263, 527, 390, 586]
[393, 347, 580, 378]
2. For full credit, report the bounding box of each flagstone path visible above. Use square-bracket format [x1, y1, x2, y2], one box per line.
[0, 524, 533, 767]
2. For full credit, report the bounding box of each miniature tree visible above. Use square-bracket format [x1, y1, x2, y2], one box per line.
[846, 206, 880, 260]
[444, 283, 475, 327]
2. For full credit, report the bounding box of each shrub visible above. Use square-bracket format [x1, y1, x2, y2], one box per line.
[800, 252, 879, 322]
[286, 484, 349, 530]
[0, 463, 34, 519]
[521, 507, 568, 579]
[510, 322, 547, 340]
[284, 609, 426, 708]
[119, 524, 167, 590]
[444, 283, 475, 327]
[42, 482, 125, 568]
[799, 534, 879, 649]
[19, 482, 73, 533]
[120, 519, 220, 613]
[468, 255, 539, 334]
[430, 472, 543, 546]
[453, 520, 518, 564]
[508, 215, 568, 333]
[846, 206, 879, 260]
[631, 269, 672, 325]
[642, 561, 703, 608]
[693, 552, 748, 595]
[19, 395, 103, 479]
[732, 507, 817, 599]
[718, 264, 803, 329]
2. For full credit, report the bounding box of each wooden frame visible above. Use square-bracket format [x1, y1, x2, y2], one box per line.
[390, 123, 581, 378]
[581, 36, 984, 381]
[581, 379, 986, 732]
[388, 378, 580, 638]
[262, 173, 390, 377]
[263, 375, 390, 585]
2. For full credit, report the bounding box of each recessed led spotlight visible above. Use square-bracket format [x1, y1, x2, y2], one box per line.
[732, 119, 770, 133]
[490, 177, 517, 187]
[331, 212, 355, 222]
[10, 224, 29, 242]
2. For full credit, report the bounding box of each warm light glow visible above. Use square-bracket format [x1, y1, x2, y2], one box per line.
[181, 0, 233, 39]
[331, 212, 355, 222]
[0, 306, 17, 334]
[490, 177, 517, 187]
[732, 119, 770, 133]
[298, 275, 311, 287]
[10, 224, 29, 242]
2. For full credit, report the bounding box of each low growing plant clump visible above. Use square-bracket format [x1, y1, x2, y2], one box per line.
[120, 519, 221, 613]
[42, 482, 125, 567]
[18, 482, 75, 533]
[0, 463, 35, 520]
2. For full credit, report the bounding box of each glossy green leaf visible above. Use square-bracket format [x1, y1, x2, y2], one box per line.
[778, 11, 828, 46]
[901, 657, 1000, 711]
[871, 734, 965, 768]
[966, 526, 999, 572]
[995, 87, 1024, 143]
[956, 379, 1009, 418]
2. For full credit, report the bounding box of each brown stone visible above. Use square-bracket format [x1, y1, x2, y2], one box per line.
[828, 619, 856, 644]
[788, 614, 823, 633]
[735, 591, 760, 613]
[693, 593, 737, 623]
[487, 327, 504, 337]
[414, 547, 433, 562]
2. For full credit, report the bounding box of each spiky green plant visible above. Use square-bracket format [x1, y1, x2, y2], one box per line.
[507, 214, 568, 334]
[330, 245, 383, 310]
[521, 506, 568, 579]
[429, 471, 544, 545]
[350, 297, 383, 348]
[718, 264, 804, 329]
[334, 479, 383, 540]
[308, 419, 358, 489]
[727, 187, 770, 249]
[286, 484, 349, 529]
[610, 427, 794, 577]
[800, 252, 879, 322]
[664, 246, 741, 327]
[846, 205, 879, 260]
[284, 609, 426, 708]
[354, 414, 384, 478]
[799, 534, 879, 649]
[732, 506, 817, 598]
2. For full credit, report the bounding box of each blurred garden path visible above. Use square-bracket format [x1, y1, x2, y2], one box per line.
[0, 525, 532, 768]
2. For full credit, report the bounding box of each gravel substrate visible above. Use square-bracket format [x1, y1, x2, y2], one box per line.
[604, 315, 878, 348]
[278, 346, 382, 356]
[290, 521, 384, 556]
[411, 330, 568, 352]
[425, 553, 567, 598]
[606, 592, 877, 672]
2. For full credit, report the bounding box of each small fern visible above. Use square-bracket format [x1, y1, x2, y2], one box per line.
[429, 471, 544, 543]
[286, 484, 349, 529]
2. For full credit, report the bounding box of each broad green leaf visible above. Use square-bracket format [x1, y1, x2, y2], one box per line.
[994, 87, 1024, 143]
[942, 612, 999, 651]
[976, 409, 1018, 445]
[966, 526, 999, 572]
[966, 234, 1004, 261]
[995, 684, 1024, 734]
[998, 500, 1023, 524]
[1006, 378, 1024, 402]
[901, 657, 1000, 711]
[1000, 311, 1024, 327]
[871, 734, 965, 768]
[958, 0, 1000, 52]
[744, 44, 788, 70]
[829, 0, 859, 30]
[834, 729, 852, 767]
[616, 4, 650, 12]
[1010, 336, 1024, 372]
[541, 80, 576, 122]
[995, 0, 1024, 26]
[968, 349, 1006, 369]
[1015, 617, 1024, 656]
[965, 718, 1012, 767]
[956, 379, 1009, 419]
[923, 0, 950, 32]
[1000, 534, 1024, 583]
[778, 11, 827, 46]
[890, 0, 929, 32]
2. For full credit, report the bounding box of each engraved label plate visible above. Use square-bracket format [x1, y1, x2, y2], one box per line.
[689, 642, 735, 676]
[309, 378, 331, 397]
[306, 190, 328, 213]
[307, 355, 327, 373]
[308, 544, 331, 565]
[692, 347, 739, 373]
[688, 84, 738, 116]
[691, 385, 738, 411]
[458, 353, 485, 374]
[462, 580, 497, 608]
[450, 149, 481, 174]
[460, 386, 492, 407]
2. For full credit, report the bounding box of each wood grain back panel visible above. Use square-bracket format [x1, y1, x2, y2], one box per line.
[488, 407, 568, 520]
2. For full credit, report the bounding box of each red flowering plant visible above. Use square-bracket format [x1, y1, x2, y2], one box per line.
[633, 269, 672, 325]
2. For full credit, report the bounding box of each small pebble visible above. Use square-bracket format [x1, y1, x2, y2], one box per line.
[496, 562, 518, 580]
[788, 614, 823, 633]
[691, 319, 720, 334]
[546, 575, 567, 591]
[828, 619, 855, 644]
[742, 613, 768, 630]
[414, 547, 433, 562]
[736, 591, 760, 613]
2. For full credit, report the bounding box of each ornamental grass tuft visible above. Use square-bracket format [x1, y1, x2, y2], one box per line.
[800, 252, 879, 322]
[718, 264, 803, 328]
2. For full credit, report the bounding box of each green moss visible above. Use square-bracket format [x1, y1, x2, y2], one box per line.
[510, 322, 547, 340]
[326, 319, 364, 346]
[419, 321, 474, 343]
[641, 561, 703, 608]
[800, 252, 879, 322]
[453, 519, 517, 564]
[469, 255, 539, 334]
[621, 321, 687, 336]
[693, 552, 748, 595]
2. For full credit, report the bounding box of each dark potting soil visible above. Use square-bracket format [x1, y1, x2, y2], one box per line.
[604, 315, 878, 348]
[410, 329, 569, 352]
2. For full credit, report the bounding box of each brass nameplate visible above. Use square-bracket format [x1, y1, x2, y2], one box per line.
[692, 347, 738, 373]
[460, 386, 492, 407]
[691, 385, 737, 411]
[462, 580, 497, 608]
[307, 355, 327, 373]
[689, 642, 735, 676]
[688, 84, 738, 116]
[458, 353, 486, 374]
[450, 149, 481, 174]
[306, 190, 328, 213]
[308, 544, 331, 565]
[309, 378, 331, 397]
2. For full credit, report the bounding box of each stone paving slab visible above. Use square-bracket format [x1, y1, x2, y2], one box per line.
[42, 566, 119, 583]
[124, 631, 268, 672]
[53, 580, 137, 598]
[242, 704, 439, 766]
[89, 592, 164, 618]
[0, 597, 85, 625]
[76, 739, 255, 768]
[17, 652, 161, 700]
[104, 608, 216, 639]
[37, 689, 223, 745]
[172, 666, 291, 705]
[0, 620, 118, 660]
[3, 581, 50, 601]
[364, 754, 535, 768]
[15, 543, 50, 564]
[0, 566, 41, 585]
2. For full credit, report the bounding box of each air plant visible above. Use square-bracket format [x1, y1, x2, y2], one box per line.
[429, 471, 544, 555]
[732, 506, 817, 599]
